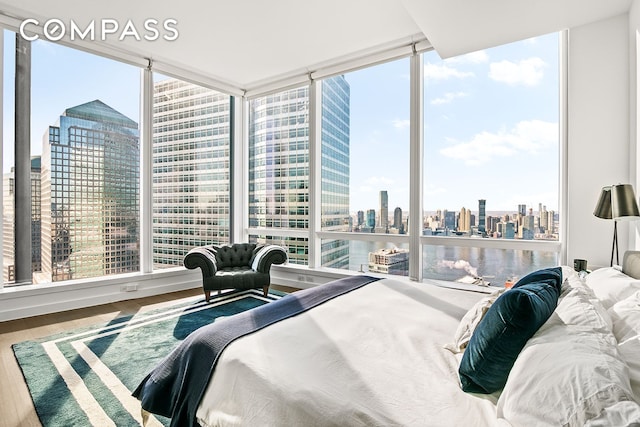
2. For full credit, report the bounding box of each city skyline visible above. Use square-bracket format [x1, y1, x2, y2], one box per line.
[351, 189, 557, 240]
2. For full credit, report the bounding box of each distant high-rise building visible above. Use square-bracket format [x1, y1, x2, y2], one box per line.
[357, 210, 365, 226]
[488, 216, 500, 234]
[444, 211, 456, 230]
[3, 156, 42, 283]
[380, 190, 389, 231]
[518, 204, 527, 217]
[523, 210, 535, 240]
[41, 100, 139, 281]
[458, 207, 471, 232]
[478, 199, 486, 234]
[539, 205, 549, 231]
[504, 222, 516, 239]
[548, 210, 556, 234]
[393, 207, 403, 229]
[366, 209, 376, 229]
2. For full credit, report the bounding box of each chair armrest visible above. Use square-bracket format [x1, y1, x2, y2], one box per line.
[251, 245, 287, 273]
[184, 246, 218, 277]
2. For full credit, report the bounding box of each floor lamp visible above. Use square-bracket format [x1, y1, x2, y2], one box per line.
[594, 184, 640, 266]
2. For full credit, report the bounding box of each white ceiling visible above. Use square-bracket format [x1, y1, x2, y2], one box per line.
[401, 0, 633, 59]
[0, 0, 633, 93]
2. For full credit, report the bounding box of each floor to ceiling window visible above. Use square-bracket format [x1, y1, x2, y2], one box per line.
[151, 75, 231, 270]
[422, 32, 560, 286]
[319, 58, 411, 274]
[3, 31, 140, 285]
[0, 26, 564, 291]
[248, 86, 310, 265]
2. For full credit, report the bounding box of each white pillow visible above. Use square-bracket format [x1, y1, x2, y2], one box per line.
[443, 287, 506, 354]
[618, 336, 640, 400]
[608, 290, 640, 343]
[584, 401, 640, 426]
[608, 291, 640, 400]
[585, 267, 640, 309]
[497, 282, 637, 426]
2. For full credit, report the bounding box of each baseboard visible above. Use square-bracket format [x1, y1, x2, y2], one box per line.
[0, 269, 202, 322]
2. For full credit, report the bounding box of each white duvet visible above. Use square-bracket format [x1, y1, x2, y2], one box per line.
[195, 278, 498, 427]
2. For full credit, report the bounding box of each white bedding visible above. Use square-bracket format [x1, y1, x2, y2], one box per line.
[195, 278, 497, 427]
[189, 269, 640, 427]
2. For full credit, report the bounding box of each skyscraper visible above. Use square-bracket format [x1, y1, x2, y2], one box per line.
[379, 190, 389, 231]
[249, 76, 350, 267]
[393, 207, 403, 229]
[444, 210, 456, 231]
[40, 100, 139, 281]
[320, 77, 351, 267]
[152, 79, 231, 268]
[518, 204, 527, 217]
[3, 156, 41, 283]
[366, 209, 376, 229]
[458, 207, 470, 232]
[522, 208, 535, 240]
[478, 199, 486, 234]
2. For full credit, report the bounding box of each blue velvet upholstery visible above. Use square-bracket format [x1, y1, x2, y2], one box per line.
[459, 267, 562, 394]
[184, 243, 287, 302]
[512, 266, 563, 290]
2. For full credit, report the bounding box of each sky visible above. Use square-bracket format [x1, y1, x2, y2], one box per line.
[346, 32, 559, 214]
[3, 30, 559, 216]
[3, 31, 141, 170]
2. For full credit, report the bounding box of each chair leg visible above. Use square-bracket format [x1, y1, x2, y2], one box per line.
[263, 285, 269, 297]
[204, 289, 211, 302]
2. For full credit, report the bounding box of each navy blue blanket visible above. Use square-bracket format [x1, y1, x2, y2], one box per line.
[133, 275, 381, 427]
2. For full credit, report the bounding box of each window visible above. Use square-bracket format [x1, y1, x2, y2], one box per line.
[422, 33, 560, 285]
[248, 86, 310, 263]
[319, 59, 410, 273]
[0, 28, 564, 291]
[151, 76, 231, 269]
[3, 33, 141, 285]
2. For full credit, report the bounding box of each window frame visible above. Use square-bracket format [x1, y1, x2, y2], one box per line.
[0, 22, 566, 290]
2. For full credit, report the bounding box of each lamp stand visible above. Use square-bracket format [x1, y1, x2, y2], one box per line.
[611, 220, 619, 267]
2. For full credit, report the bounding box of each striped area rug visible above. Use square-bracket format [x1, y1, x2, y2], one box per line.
[13, 289, 283, 427]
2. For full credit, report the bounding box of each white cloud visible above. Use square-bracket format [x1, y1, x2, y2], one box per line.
[489, 57, 547, 86]
[445, 50, 489, 64]
[424, 63, 474, 81]
[439, 120, 557, 166]
[431, 91, 468, 105]
[358, 176, 396, 194]
[392, 119, 410, 130]
[365, 176, 395, 186]
[424, 184, 447, 196]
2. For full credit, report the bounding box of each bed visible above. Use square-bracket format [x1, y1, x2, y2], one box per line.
[133, 254, 640, 427]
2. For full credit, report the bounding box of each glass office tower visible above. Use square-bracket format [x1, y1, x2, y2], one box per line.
[40, 100, 140, 281]
[249, 76, 351, 267]
[2, 156, 42, 283]
[152, 78, 231, 269]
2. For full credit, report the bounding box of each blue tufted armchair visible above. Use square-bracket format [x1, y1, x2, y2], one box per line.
[184, 243, 288, 302]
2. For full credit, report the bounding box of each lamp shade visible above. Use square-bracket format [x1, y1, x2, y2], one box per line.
[611, 184, 640, 220]
[594, 186, 612, 219]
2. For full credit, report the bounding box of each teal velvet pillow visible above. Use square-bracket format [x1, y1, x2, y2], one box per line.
[459, 273, 561, 394]
[512, 266, 563, 292]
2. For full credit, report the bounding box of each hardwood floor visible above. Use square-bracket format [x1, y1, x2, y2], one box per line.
[0, 284, 297, 427]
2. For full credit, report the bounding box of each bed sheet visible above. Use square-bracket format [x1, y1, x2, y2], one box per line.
[196, 278, 498, 427]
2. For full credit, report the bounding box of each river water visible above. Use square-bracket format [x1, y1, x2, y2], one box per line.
[346, 240, 559, 286]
